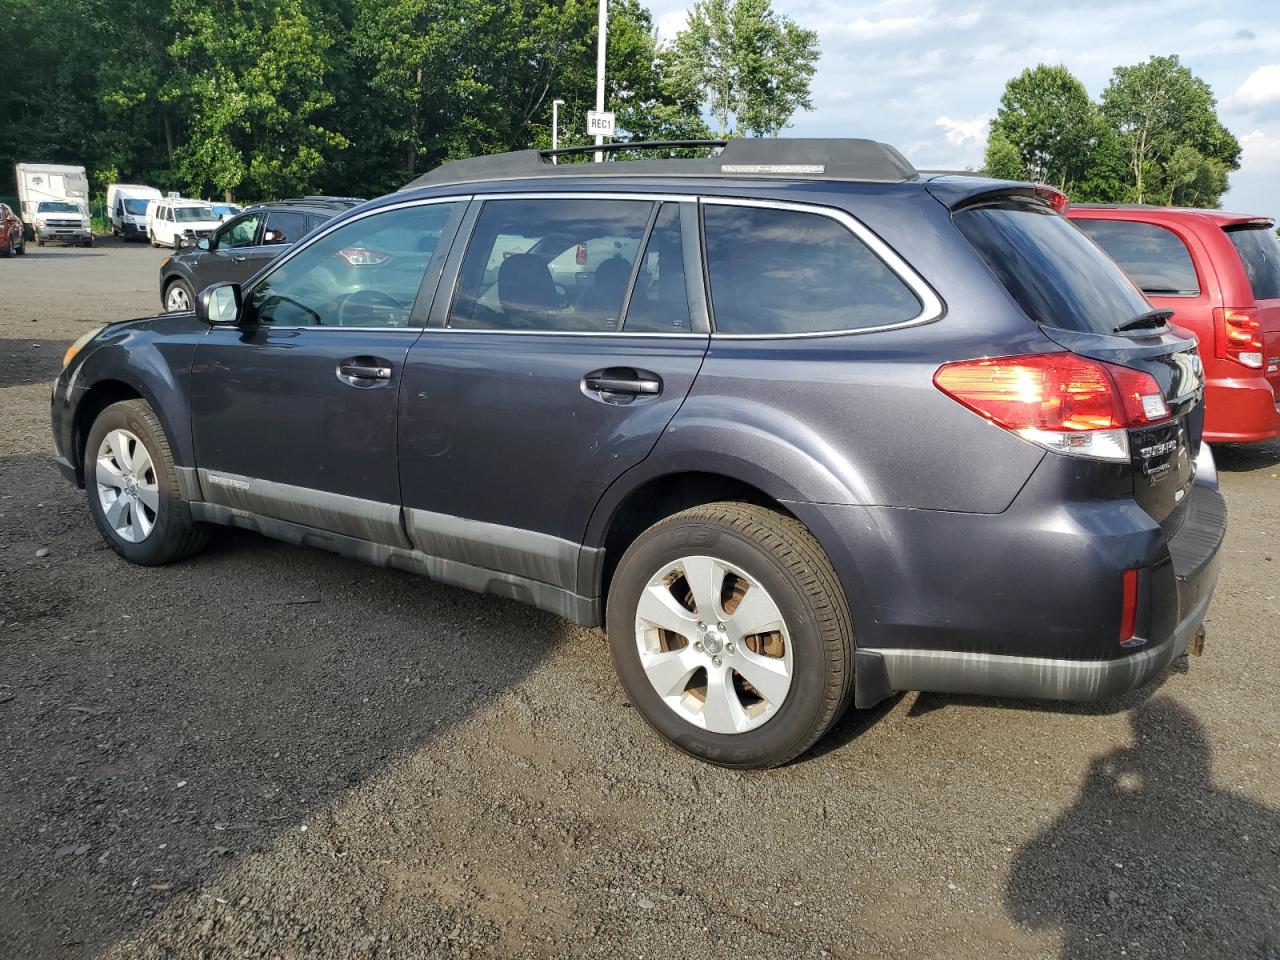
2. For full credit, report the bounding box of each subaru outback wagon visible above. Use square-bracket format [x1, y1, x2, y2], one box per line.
[51, 139, 1225, 768]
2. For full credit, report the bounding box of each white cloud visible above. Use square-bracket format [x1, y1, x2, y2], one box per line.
[656, 9, 687, 43]
[1225, 64, 1280, 111]
[1239, 129, 1280, 170]
[936, 113, 991, 147]
[831, 8, 981, 41]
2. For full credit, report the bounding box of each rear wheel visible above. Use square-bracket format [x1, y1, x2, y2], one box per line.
[84, 399, 208, 566]
[607, 502, 854, 768]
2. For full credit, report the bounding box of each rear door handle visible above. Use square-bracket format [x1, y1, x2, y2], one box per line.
[583, 368, 662, 396]
[337, 357, 393, 386]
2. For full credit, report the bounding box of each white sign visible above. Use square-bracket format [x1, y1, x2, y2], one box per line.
[586, 111, 616, 137]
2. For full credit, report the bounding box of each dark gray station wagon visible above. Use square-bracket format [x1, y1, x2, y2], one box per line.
[51, 140, 1225, 767]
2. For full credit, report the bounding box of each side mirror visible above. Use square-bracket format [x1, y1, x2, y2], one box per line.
[197, 282, 243, 326]
[197, 237, 211, 251]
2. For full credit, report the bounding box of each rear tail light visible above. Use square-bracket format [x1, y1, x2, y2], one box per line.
[576, 242, 588, 266]
[1119, 568, 1142, 647]
[933, 353, 1170, 461]
[1033, 183, 1070, 213]
[1213, 307, 1264, 369]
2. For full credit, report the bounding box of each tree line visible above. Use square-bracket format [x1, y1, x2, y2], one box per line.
[984, 56, 1240, 207]
[0, 0, 817, 203]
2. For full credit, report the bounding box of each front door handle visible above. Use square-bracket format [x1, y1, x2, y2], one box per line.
[583, 368, 662, 397]
[337, 357, 393, 387]
[231, 255, 247, 263]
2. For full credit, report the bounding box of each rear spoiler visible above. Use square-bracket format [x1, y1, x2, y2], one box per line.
[921, 176, 1057, 213]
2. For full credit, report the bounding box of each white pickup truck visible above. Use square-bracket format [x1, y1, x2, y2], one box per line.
[15, 163, 93, 247]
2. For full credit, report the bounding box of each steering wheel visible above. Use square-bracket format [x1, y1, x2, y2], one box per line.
[336, 289, 406, 327]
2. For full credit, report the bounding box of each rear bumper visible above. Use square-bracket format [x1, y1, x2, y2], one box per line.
[789, 444, 1226, 707]
[1203, 374, 1280, 443]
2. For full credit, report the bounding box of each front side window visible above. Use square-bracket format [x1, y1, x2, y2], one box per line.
[263, 210, 307, 245]
[1225, 225, 1280, 301]
[703, 204, 921, 335]
[449, 198, 654, 332]
[246, 202, 460, 328]
[1074, 219, 1200, 296]
[217, 214, 261, 249]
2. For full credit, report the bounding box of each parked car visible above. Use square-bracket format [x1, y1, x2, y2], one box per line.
[50, 139, 1225, 768]
[158, 197, 364, 312]
[15, 162, 90, 245]
[145, 198, 223, 250]
[1066, 203, 1280, 444]
[211, 202, 242, 221]
[108, 184, 162, 242]
[0, 202, 26, 256]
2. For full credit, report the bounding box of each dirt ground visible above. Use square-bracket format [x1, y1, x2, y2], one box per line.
[1, 241, 1278, 960]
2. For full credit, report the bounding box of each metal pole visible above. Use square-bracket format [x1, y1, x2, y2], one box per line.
[594, 0, 606, 162]
[552, 99, 564, 163]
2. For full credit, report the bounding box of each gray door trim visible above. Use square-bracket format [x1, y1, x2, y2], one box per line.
[197, 469, 409, 548]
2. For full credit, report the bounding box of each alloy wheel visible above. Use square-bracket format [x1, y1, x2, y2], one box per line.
[634, 555, 793, 734]
[95, 428, 159, 543]
[165, 284, 191, 312]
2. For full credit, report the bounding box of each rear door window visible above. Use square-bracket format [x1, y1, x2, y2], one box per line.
[1074, 219, 1200, 296]
[263, 210, 307, 246]
[622, 203, 692, 333]
[448, 197, 654, 332]
[702, 203, 921, 335]
[1225, 226, 1280, 300]
[955, 200, 1152, 334]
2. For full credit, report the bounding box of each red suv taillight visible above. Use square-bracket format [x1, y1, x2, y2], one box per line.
[1213, 307, 1264, 370]
[934, 353, 1170, 461]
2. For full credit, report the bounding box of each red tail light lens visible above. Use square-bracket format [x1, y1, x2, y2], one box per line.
[1033, 183, 1070, 213]
[576, 242, 588, 266]
[1213, 307, 1263, 369]
[1119, 568, 1141, 646]
[934, 353, 1169, 461]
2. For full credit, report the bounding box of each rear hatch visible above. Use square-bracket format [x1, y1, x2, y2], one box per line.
[949, 193, 1203, 532]
[1223, 223, 1280, 391]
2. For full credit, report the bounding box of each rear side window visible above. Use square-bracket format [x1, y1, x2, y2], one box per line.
[448, 198, 654, 332]
[1225, 226, 1280, 300]
[703, 204, 921, 335]
[623, 203, 692, 333]
[263, 210, 306, 245]
[955, 201, 1151, 335]
[1073, 219, 1200, 296]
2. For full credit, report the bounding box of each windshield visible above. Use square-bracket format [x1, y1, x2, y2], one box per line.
[122, 198, 151, 216]
[38, 201, 80, 214]
[213, 204, 240, 216]
[955, 200, 1152, 335]
[1225, 225, 1280, 301]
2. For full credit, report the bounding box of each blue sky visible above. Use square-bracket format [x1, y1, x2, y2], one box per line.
[645, 0, 1280, 220]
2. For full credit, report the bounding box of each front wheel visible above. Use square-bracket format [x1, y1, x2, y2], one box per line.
[607, 502, 854, 768]
[84, 399, 209, 565]
[164, 279, 194, 313]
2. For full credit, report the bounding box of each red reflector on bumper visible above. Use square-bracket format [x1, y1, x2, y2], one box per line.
[1119, 568, 1140, 646]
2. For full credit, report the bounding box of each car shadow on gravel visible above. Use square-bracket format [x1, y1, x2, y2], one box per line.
[0, 338, 72, 387]
[0, 509, 565, 959]
[1213, 439, 1280, 472]
[1004, 695, 1280, 958]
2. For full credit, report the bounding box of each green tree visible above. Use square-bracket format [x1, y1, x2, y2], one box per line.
[667, 0, 818, 137]
[1100, 54, 1240, 204]
[983, 65, 1105, 192]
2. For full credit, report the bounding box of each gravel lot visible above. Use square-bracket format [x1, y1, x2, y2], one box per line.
[2, 242, 1279, 960]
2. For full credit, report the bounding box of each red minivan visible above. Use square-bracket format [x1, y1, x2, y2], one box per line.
[1066, 203, 1280, 443]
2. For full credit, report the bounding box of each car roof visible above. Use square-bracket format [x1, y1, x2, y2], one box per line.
[1068, 203, 1274, 229]
[242, 196, 366, 216]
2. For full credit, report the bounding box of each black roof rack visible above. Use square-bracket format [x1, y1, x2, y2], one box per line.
[401, 138, 918, 191]
[250, 196, 366, 210]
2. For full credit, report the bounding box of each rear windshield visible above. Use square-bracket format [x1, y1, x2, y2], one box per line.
[1225, 226, 1280, 301]
[1072, 218, 1200, 296]
[955, 200, 1151, 334]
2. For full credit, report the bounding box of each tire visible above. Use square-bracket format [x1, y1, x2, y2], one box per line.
[1, 240, 11, 258]
[149, 232, 159, 248]
[163, 278, 194, 313]
[14, 238, 24, 255]
[606, 502, 854, 768]
[84, 399, 209, 566]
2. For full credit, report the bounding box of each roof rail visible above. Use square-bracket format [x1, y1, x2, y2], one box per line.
[401, 138, 918, 191]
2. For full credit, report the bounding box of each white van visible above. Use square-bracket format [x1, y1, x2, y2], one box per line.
[15, 163, 92, 246]
[108, 184, 162, 242]
[145, 198, 223, 249]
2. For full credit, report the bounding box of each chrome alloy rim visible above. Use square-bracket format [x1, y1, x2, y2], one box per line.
[165, 284, 191, 312]
[634, 555, 793, 734]
[95, 428, 159, 543]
